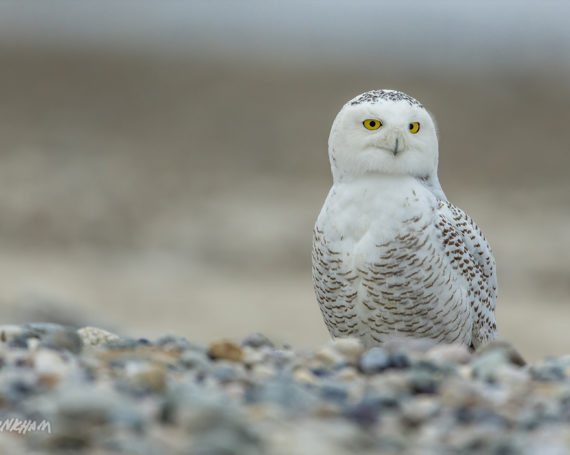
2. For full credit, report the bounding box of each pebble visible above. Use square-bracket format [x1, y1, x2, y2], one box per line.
[329, 337, 365, 363]
[0, 324, 27, 343]
[155, 334, 203, 352]
[335, 366, 359, 382]
[359, 347, 390, 374]
[409, 369, 439, 394]
[530, 364, 566, 382]
[426, 343, 472, 365]
[319, 381, 349, 403]
[33, 348, 72, 385]
[382, 337, 437, 355]
[401, 396, 441, 425]
[128, 364, 167, 393]
[0, 323, 566, 454]
[472, 350, 511, 382]
[242, 346, 267, 365]
[41, 328, 83, 354]
[179, 350, 210, 371]
[184, 405, 263, 455]
[293, 368, 318, 385]
[242, 333, 274, 349]
[251, 363, 277, 380]
[256, 373, 318, 413]
[475, 340, 527, 366]
[315, 345, 346, 368]
[345, 399, 382, 428]
[208, 340, 244, 362]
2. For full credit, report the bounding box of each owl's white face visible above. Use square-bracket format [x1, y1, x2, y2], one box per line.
[329, 90, 439, 182]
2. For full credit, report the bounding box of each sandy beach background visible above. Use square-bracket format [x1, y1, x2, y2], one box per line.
[0, 2, 568, 361]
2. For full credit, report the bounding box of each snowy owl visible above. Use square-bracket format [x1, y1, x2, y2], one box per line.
[312, 89, 497, 349]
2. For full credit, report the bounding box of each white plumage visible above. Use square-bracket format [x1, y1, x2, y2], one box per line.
[312, 90, 497, 349]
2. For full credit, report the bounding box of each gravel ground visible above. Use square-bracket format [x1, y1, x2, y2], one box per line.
[0, 324, 568, 455]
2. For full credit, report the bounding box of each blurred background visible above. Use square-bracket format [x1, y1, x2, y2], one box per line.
[0, 1, 568, 360]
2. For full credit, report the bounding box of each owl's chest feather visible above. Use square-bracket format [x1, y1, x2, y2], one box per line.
[318, 176, 437, 266]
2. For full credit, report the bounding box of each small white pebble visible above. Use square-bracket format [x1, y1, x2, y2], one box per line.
[329, 337, 364, 362]
[293, 368, 318, 385]
[315, 345, 345, 367]
[77, 326, 120, 348]
[0, 325, 26, 343]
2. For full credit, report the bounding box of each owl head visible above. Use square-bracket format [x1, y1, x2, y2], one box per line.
[328, 90, 443, 194]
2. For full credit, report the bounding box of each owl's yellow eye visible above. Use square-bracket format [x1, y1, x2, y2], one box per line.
[408, 122, 420, 134]
[363, 119, 382, 130]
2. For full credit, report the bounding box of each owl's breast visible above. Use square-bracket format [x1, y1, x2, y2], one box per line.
[317, 175, 438, 265]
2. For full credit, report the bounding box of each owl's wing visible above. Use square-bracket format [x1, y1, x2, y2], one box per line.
[436, 200, 498, 348]
[312, 225, 361, 339]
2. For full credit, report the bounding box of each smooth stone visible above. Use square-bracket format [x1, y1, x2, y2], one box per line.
[550, 354, 570, 367]
[1, 368, 39, 402]
[453, 406, 507, 428]
[315, 345, 345, 368]
[359, 347, 390, 374]
[0, 434, 27, 454]
[494, 363, 531, 387]
[255, 373, 317, 412]
[179, 350, 211, 371]
[310, 366, 331, 378]
[319, 381, 349, 403]
[129, 364, 167, 393]
[388, 352, 411, 369]
[329, 338, 364, 363]
[33, 349, 71, 385]
[41, 328, 83, 354]
[293, 368, 318, 386]
[409, 369, 439, 394]
[185, 405, 262, 455]
[25, 322, 68, 337]
[241, 346, 266, 365]
[474, 340, 526, 366]
[160, 382, 219, 424]
[241, 333, 274, 349]
[0, 325, 27, 343]
[382, 337, 437, 354]
[7, 336, 30, 350]
[44, 384, 136, 426]
[438, 376, 481, 407]
[358, 390, 401, 410]
[531, 364, 566, 382]
[106, 338, 142, 350]
[426, 343, 472, 365]
[401, 396, 441, 424]
[208, 340, 244, 362]
[335, 366, 359, 382]
[251, 364, 276, 380]
[213, 364, 240, 383]
[267, 349, 295, 369]
[472, 350, 511, 382]
[26, 337, 40, 351]
[344, 399, 382, 428]
[155, 334, 202, 352]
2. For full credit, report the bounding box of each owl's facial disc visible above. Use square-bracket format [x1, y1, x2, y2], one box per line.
[328, 93, 439, 182]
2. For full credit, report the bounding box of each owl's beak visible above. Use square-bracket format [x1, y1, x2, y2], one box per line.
[375, 131, 404, 156]
[392, 138, 400, 156]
